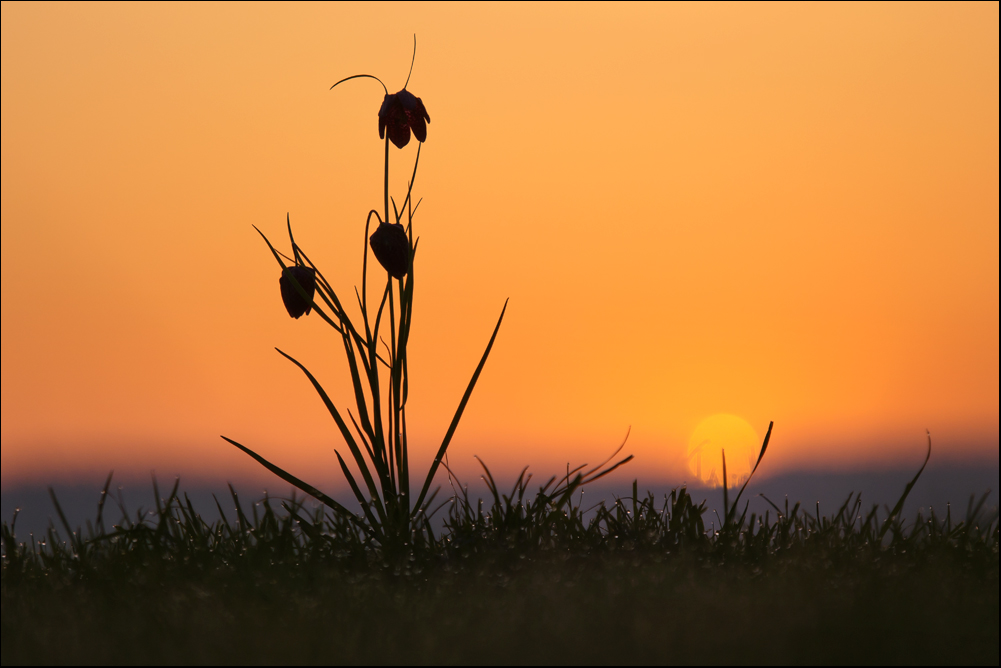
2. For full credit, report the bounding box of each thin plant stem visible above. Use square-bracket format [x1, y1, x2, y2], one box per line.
[389, 283, 399, 494]
[384, 135, 390, 235]
[362, 209, 381, 323]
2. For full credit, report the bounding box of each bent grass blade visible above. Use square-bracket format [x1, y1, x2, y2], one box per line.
[220, 435, 352, 517]
[879, 431, 932, 541]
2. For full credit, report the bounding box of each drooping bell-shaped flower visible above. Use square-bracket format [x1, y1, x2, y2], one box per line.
[279, 265, 317, 318]
[369, 222, 410, 279]
[378, 89, 430, 149]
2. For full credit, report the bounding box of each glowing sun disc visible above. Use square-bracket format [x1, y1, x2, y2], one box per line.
[687, 414, 760, 488]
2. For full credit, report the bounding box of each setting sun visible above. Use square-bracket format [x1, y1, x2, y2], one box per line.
[687, 414, 762, 488]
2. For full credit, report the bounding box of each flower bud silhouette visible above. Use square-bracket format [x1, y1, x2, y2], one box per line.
[369, 222, 410, 279]
[279, 265, 317, 318]
[378, 89, 430, 149]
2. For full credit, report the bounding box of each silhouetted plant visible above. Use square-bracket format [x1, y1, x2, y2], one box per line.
[220, 40, 520, 549]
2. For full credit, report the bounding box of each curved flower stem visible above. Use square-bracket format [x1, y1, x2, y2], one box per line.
[384, 135, 390, 238]
[397, 143, 421, 224]
[362, 209, 382, 325]
[404, 35, 417, 89]
[329, 73, 387, 96]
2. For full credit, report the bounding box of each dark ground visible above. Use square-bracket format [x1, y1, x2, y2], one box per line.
[2, 548, 997, 664]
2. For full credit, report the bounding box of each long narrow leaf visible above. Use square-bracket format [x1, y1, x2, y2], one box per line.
[581, 455, 634, 485]
[275, 348, 385, 514]
[95, 471, 114, 534]
[340, 328, 379, 460]
[220, 435, 351, 515]
[580, 429, 631, 480]
[400, 405, 410, 500]
[879, 432, 932, 540]
[722, 450, 730, 521]
[396, 143, 422, 222]
[346, 408, 377, 470]
[336, 451, 384, 528]
[727, 421, 774, 523]
[414, 299, 509, 512]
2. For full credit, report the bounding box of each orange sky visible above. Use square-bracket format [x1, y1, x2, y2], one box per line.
[2, 2, 998, 490]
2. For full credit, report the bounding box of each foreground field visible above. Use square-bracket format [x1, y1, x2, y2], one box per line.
[2, 476, 998, 665]
[3, 548, 998, 664]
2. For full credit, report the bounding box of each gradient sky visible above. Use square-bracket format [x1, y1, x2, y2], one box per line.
[2, 2, 998, 491]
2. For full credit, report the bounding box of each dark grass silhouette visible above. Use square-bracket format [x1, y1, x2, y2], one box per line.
[1, 449, 997, 664]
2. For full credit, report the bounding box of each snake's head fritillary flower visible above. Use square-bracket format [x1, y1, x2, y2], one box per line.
[378, 89, 430, 149]
[279, 265, 317, 318]
[369, 222, 410, 279]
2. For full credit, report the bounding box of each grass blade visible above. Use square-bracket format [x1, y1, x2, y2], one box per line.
[413, 298, 509, 513]
[336, 451, 384, 529]
[727, 421, 774, 523]
[879, 431, 932, 540]
[275, 347, 385, 513]
[220, 435, 352, 516]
